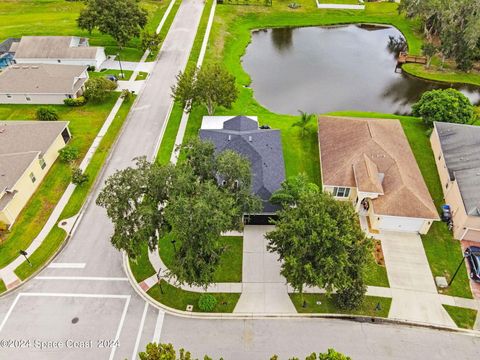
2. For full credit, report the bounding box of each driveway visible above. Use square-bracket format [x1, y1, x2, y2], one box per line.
[378, 231, 456, 327]
[234, 226, 296, 314]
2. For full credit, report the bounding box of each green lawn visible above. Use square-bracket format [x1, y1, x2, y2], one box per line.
[364, 250, 389, 288]
[0, 279, 6, 294]
[14, 96, 135, 280]
[159, 234, 243, 282]
[148, 281, 240, 312]
[290, 293, 391, 318]
[149, 0, 182, 61]
[319, 0, 360, 4]
[89, 69, 134, 81]
[135, 72, 149, 81]
[443, 305, 478, 329]
[0, 95, 120, 269]
[0, 0, 170, 62]
[130, 243, 156, 283]
[157, 0, 215, 164]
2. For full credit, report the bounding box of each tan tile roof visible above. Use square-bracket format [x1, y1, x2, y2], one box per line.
[0, 64, 87, 94]
[14, 36, 98, 59]
[0, 121, 69, 196]
[318, 116, 439, 219]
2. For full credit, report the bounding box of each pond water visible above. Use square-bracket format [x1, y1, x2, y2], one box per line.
[242, 25, 480, 115]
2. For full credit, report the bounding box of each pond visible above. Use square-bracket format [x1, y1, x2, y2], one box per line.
[242, 25, 480, 115]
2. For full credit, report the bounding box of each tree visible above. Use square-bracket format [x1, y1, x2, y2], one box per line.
[270, 173, 319, 208]
[292, 110, 315, 138]
[412, 88, 475, 126]
[96, 157, 174, 259]
[266, 186, 370, 306]
[78, 0, 148, 48]
[271, 348, 351, 360]
[171, 63, 238, 115]
[141, 30, 162, 55]
[71, 167, 89, 186]
[36, 107, 59, 121]
[139, 343, 193, 360]
[421, 43, 437, 68]
[84, 77, 117, 103]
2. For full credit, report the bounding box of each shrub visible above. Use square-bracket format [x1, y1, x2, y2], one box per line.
[59, 146, 80, 164]
[121, 89, 133, 102]
[84, 77, 117, 103]
[197, 294, 217, 312]
[71, 167, 89, 186]
[36, 107, 59, 121]
[64, 96, 86, 107]
[412, 88, 475, 126]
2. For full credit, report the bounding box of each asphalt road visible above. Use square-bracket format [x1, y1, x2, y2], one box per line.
[1, 0, 480, 359]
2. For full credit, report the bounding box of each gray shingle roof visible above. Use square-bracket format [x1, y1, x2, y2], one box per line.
[13, 36, 98, 59]
[0, 38, 19, 54]
[200, 116, 285, 213]
[435, 122, 480, 216]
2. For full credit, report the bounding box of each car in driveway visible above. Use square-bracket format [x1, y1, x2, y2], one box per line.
[465, 246, 480, 282]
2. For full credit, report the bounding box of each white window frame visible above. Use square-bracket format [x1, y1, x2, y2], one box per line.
[39, 157, 46, 170]
[29, 172, 36, 183]
[333, 187, 350, 198]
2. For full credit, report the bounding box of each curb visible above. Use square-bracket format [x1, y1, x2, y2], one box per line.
[122, 253, 480, 336]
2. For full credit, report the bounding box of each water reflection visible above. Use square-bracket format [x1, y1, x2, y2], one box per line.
[242, 24, 480, 115]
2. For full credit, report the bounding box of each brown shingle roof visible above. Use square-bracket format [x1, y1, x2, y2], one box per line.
[14, 36, 98, 59]
[0, 64, 87, 94]
[318, 116, 439, 219]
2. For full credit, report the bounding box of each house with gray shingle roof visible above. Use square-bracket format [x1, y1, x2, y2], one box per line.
[431, 122, 480, 241]
[0, 121, 71, 227]
[199, 115, 286, 224]
[13, 36, 106, 69]
[0, 63, 88, 104]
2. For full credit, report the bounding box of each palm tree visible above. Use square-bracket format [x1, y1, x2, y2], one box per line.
[292, 110, 315, 137]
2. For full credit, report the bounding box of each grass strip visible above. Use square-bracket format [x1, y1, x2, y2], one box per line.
[443, 305, 478, 329]
[148, 280, 240, 313]
[290, 293, 391, 318]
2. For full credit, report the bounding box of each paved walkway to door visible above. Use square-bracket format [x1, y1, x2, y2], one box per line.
[233, 226, 296, 314]
[378, 231, 456, 327]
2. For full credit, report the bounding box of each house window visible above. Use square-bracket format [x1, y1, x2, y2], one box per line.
[438, 154, 442, 160]
[333, 187, 350, 198]
[57, 59, 61, 63]
[6, 94, 11, 98]
[39, 157, 46, 170]
[61, 128, 71, 144]
[29, 172, 36, 183]
[26, 96, 31, 101]
[445, 182, 449, 189]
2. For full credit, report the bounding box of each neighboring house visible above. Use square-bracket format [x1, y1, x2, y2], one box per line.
[431, 122, 480, 241]
[199, 115, 286, 225]
[318, 116, 439, 234]
[0, 63, 88, 104]
[12, 36, 106, 69]
[0, 38, 19, 69]
[0, 121, 71, 227]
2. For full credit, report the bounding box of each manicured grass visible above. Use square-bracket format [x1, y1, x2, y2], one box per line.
[156, 0, 215, 164]
[159, 234, 243, 282]
[150, 0, 182, 61]
[148, 280, 240, 313]
[290, 293, 391, 318]
[0, 0, 169, 62]
[130, 243, 156, 283]
[0, 95, 120, 268]
[89, 69, 133, 81]
[0, 279, 6, 294]
[14, 96, 134, 279]
[135, 72, 149, 81]
[364, 252, 389, 288]
[443, 305, 478, 329]
[319, 0, 360, 4]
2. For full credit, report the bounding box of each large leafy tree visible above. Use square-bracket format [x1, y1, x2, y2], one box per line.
[266, 178, 370, 306]
[84, 77, 117, 103]
[270, 173, 319, 208]
[412, 88, 475, 126]
[97, 139, 260, 287]
[171, 63, 238, 115]
[78, 0, 148, 48]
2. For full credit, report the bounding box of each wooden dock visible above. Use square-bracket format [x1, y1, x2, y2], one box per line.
[397, 52, 427, 65]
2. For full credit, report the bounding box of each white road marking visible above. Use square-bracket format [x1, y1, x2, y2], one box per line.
[156, 0, 177, 34]
[110, 295, 131, 360]
[35, 276, 128, 281]
[152, 310, 165, 343]
[0, 294, 20, 333]
[131, 302, 149, 360]
[48, 262, 86, 269]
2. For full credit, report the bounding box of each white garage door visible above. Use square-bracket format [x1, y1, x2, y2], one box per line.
[377, 216, 425, 233]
